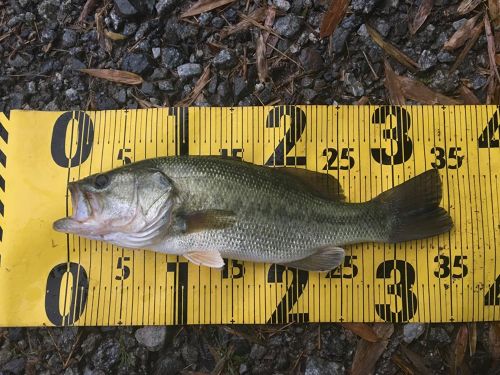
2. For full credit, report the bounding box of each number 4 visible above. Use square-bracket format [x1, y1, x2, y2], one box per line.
[478, 107, 499, 148]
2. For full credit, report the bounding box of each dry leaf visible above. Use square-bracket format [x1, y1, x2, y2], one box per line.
[256, 33, 269, 83]
[366, 24, 420, 71]
[355, 96, 370, 104]
[77, 0, 97, 24]
[490, 322, 500, 364]
[451, 324, 468, 375]
[177, 65, 212, 106]
[459, 84, 480, 104]
[468, 323, 477, 356]
[391, 353, 416, 374]
[450, 18, 484, 73]
[79, 69, 144, 85]
[457, 0, 482, 15]
[341, 323, 381, 342]
[399, 345, 433, 374]
[219, 8, 267, 39]
[105, 30, 127, 41]
[399, 75, 462, 104]
[319, 0, 350, 38]
[409, 0, 434, 35]
[384, 59, 406, 105]
[496, 54, 500, 65]
[351, 323, 394, 375]
[490, 0, 500, 27]
[443, 14, 481, 51]
[484, 13, 500, 81]
[181, 0, 235, 18]
[262, 6, 276, 43]
[486, 73, 498, 104]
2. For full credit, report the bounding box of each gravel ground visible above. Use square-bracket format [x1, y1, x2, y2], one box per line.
[1, 0, 499, 373]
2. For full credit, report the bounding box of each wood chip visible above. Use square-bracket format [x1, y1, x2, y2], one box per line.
[176, 65, 212, 106]
[256, 33, 269, 83]
[490, 0, 500, 27]
[397, 74, 461, 104]
[496, 54, 500, 65]
[484, 13, 500, 81]
[399, 345, 433, 374]
[366, 24, 420, 71]
[459, 84, 480, 104]
[450, 18, 484, 73]
[468, 323, 477, 356]
[219, 7, 267, 39]
[104, 30, 127, 41]
[409, 0, 434, 35]
[351, 323, 394, 375]
[486, 73, 499, 104]
[451, 324, 468, 375]
[262, 6, 276, 43]
[443, 14, 481, 51]
[457, 0, 482, 15]
[319, 0, 350, 38]
[181, 0, 235, 18]
[77, 0, 97, 24]
[79, 69, 144, 85]
[341, 323, 382, 342]
[490, 322, 500, 365]
[383, 59, 405, 105]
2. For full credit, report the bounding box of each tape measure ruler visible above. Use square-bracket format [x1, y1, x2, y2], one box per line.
[0, 105, 498, 326]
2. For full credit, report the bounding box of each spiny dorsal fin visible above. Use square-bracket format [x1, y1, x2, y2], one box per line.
[281, 246, 345, 272]
[275, 168, 345, 201]
[182, 210, 236, 234]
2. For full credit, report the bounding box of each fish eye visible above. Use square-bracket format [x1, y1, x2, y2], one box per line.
[93, 174, 110, 189]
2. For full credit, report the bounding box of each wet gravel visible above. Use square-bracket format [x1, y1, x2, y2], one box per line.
[0, 0, 499, 373]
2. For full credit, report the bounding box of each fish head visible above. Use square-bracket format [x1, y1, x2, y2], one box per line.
[53, 166, 176, 243]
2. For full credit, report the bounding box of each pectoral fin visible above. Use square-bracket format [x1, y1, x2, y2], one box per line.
[184, 250, 225, 269]
[281, 246, 345, 272]
[181, 210, 236, 234]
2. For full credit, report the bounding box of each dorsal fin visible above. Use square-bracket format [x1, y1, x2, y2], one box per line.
[274, 167, 345, 201]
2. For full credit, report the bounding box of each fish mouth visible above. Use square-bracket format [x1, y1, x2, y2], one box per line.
[53, 183, 101, 234]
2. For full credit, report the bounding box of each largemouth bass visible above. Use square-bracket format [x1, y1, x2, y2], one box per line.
[53, 156, 453, 271]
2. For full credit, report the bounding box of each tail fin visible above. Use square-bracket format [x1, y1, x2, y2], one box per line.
[373, 169, 453, 243]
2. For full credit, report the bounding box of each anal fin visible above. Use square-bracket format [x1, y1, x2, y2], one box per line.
[184, 250, 225, 269]
[281, 246, 345, 272]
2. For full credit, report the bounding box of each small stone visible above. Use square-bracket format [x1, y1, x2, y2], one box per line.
[156, 0, 178, 14]
[273, 0, 291, 11]
[114, 0, 139, 17]
[3, 357, 26, 375]
[198, 12, 212, 26]
[305, 356, 344, 375]
[352, 0, 377, 13]
[152, 47, 161, 59]
[19, 0, 30, 6]
[301, 76, 314, 87]
[418, 50, 437, 71]
[274, 14, 302, 38]
[7, 16, 23, 28]
[239, 363, 248, 374]
[27, 81, 37, 94]
[177, 63, 202, 79]
[250, 344, 267, 360]
[61, 29, 78, 48]
[471, 74, 488, 90]
[374, 19, 391, 37]
[0, 347, 13, 366]
[155, 355, 184, 374]
[211, 16, 225, 28]
[344, 73, 364, 96]
[135, 326, 166, 351]
[92, 338, 120, 371]
[403, 323, 425, 343]
[41, 28, 57, 43]
[181, 343, 199, 364]
[161, 47, 184, 69]
[37, 0, 60, 22]
[65, 88, 79, 102]
[213, 49, 237, 70]
[24, 12, 35, 21]
[121, 53, 151, 75]
[140, 82, 156, 96]
[217, 81, 231, 100]
[95, 92, 118, 110]
[302, 88, 317, 102]
[452, 18, 467, 30]
[233, 75, 249, 101]
[428, 327, 452, 344]
[123, 22, 138, 36]
[108, 9, 123, 30]
[437, 51, 455, 63]
[158, 80, 174, 92]
[299, 47, 324, 72]
[69, 57, 86, 70]
[113, 89, 127, 104]
[8, 54, 30, 68]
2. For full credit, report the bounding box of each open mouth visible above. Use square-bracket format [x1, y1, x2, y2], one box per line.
[69, 183, 92, 222]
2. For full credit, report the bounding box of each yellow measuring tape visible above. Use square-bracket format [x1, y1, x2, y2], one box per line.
[0, 105, 498, 326]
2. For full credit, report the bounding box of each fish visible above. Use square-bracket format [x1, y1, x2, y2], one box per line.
[53, 156, 453, 271]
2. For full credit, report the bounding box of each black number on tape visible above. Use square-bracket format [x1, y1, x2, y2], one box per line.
[433, 255, 468, 278]
[220, 148, 243, 159]
[371, 106, 413, 165]
[267, 265, 309, 323]
[375, 260, 417, 322]
[484, 275, 500, 305]
[168, 107, 189, 155]
[51, 111, 94, 168]
[322, 147, 355, 170]
[478, 107, 499, 148]
[222, 259, 245, 279]
[265, 105, 307, 166]
[115, 256, 131, 280]
[430, 147, 464, 169]
[117, 148, 132, 165]
[166, 262, 188, 324]
[325, 256, 358, 278]
[45, 262, 89, 326]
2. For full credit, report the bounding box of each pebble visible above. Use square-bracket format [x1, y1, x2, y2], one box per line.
[299, 47, 324, 72]
[135, 326, 167, 351]
[437, 51, 455, 63]
[211, 16, 225, 29]
[155, 355, 184, 374]
[303, 88, 318, 102]
[181, 343, 199, 364]
[92, 338, 120, 371]
[274, 14, 302, 38]
[140, 81, 156, 96]
[374, 19, 391, 37]
[213, 49, 237, 70]
[428, 327, 452, 344]
[24, 12, 35, 21]
[418, 50, 438, 71]
[471, 74, 488, 90]
[8, 54, 30, 68]
[351, 0, 378, 13]
[273, 0, 291, 11]
[452, 18, 467, 30]
[3, 357, 26, 375]
[239, 363, 249, 374]
[121, 53, 151, 75]
[113, 0, 139, 17]
[250, 344, 267, 360]
[305, 356, 344, 375]
[161, 47, 184, 69]
[177, 63, 202, 79]
[156, 0, 178, 14]
[233, 75, 249, 101]
[158, 80, 174, 92]
[37, 0, 60, 22]
[344, 73, 364, 96]
[65, 88, 79, 102]
[123, 22, 138, 36]
[61, 29, 77, 48]
[403, 323, 426, 343]
[152, 47, 161, 59]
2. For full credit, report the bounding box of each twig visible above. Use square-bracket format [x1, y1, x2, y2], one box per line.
[266, 42, 303, 70]
[45, 328, 65, 366]
[63, 330, 83, 369]
[362, 50, 379, 80]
